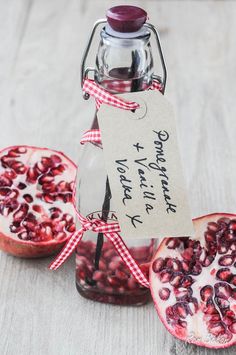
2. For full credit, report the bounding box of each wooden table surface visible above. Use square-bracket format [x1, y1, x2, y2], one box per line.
[0, 1, 236, 354]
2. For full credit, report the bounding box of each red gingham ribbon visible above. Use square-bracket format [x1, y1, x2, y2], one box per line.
[80, 129, 101, 145]
[83, 79, 140, 111]
[49, 211, 150, 288]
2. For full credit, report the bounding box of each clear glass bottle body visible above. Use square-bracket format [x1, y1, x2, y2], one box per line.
[76, 27, 156, 305]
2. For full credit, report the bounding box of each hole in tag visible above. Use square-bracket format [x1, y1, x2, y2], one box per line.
[130, 98, 147, 120]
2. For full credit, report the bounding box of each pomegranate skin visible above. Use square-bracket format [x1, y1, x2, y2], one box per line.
[150, 213, 236, 349]
[0, 145, 76, 258]
[0, 231, 67, 258]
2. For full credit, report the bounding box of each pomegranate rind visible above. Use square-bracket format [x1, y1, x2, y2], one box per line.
[0, 145, 76, 258]
[150, 213, 236, 349]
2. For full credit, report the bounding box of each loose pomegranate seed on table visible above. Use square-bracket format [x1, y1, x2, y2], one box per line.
[150, 213, 236, 349]
[0, 145, 76, 257]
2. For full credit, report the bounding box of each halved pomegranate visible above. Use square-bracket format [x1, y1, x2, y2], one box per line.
[150, 213, 236, 349]
[0, 146, 76, 258]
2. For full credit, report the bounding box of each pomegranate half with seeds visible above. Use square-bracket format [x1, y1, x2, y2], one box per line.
[0, 145, 76, 258]
[150, 213, 236, 349]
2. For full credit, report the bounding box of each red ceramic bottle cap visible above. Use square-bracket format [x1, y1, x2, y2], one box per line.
[106, 5, 147, 33]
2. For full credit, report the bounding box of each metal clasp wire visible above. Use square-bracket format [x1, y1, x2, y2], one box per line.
[80, 19, 167, 99]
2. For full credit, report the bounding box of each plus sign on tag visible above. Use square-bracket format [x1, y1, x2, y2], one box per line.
[98, 90, 194, 239]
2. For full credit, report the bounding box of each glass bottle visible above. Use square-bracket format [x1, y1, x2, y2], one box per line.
[76, 5, 167, 305]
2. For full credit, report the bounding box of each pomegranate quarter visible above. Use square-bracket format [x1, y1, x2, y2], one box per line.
[0, 146, 76, 258]
[150, 213, 236, 348]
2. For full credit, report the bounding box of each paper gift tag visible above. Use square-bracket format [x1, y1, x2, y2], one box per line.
[98, 90, 194, 239]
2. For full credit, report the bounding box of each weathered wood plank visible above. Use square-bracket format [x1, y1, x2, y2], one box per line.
[0, 1, 236, 355]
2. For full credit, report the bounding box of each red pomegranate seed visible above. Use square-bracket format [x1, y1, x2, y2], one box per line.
[1, 156, 13, 167]
[92, 270, 105, 281]
[215, 297, 230, 309]
[174, 287, 192, 300]
[69, 181, 74, 192]
[35, 161, 48, 174]
[200, 285, 213, 302]
[181, 260, 190, 273]
[181, 276, 193, 288]
[229, 220, 236, 231]
[218, 255, 234, 266]
[166, 306, 179, 321]
[15, 147, 27, 154]
[42, 183, 56, 193]
[18, 231, 29, 240]
[57, 180, 67, 192]
[230, 244, 236, 251]
[42, 193, 55, 204]
[0, 188, 11, 196]
[54, 220, 66, 232]
[23, 194, 33, 203]
[214, 282, 232, 299]
[174, 303, 188, 319]
[217, 217, 231, 225]
[152, 257, 164, 273]
[218, 244, 229, 254]
[203, 300, 218, 315]
[107, 276, 121, 287]
[38, 174, 54, 184]
[204, 231, 216, 243]
[17, 182, 27, 190]
[0, 175, 12, 187]
[8, 149, 20, 158]
[230, 276, 236, 286]
[166, 238, 180, 249]
[41, 157, 53, 168]
[56, 193, 72, 203]
[4, 170, 17, 179]
[170, 273, 183, 287]
[26, 167, 39, 183]
[50, 154, 62, 164]
[207, 222, 220, 232]
[23, 219, 37, 231]
[224, 232, 234, 241]
[216, 268, 232, 282]
[50, 165, 65, 176]
[62, 213, 73, 223]
[159, 269, 173, 283]
[159, 287, 170, 300]
[11, 161, 26, 174]
[208, 321, 226, 336]
[13, 203, 29, 221]
[32, 204, 43, 213]
[191, 262, 202, 275]
[66, 223, 76, 232]
[202, 255, 214, 267]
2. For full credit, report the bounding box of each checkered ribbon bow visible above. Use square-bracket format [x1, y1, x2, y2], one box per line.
[49, 211, 150, 288]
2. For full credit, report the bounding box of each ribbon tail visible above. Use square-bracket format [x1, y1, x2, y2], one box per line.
[49, 228, 84, 270]
[105, 232, 150, 288]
